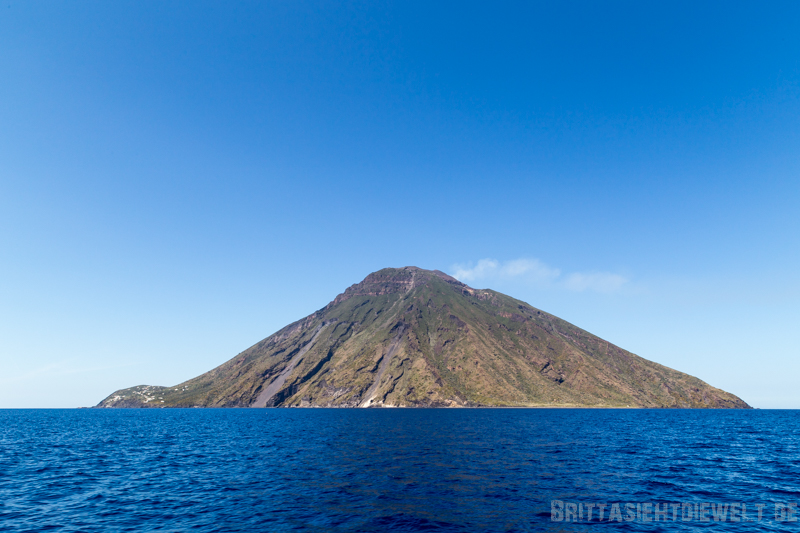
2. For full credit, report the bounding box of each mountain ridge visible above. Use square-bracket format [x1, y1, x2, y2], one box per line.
[97, 267, 749, 409]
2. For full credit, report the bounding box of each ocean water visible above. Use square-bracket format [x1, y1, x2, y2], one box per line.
[1, 409, 798, 532]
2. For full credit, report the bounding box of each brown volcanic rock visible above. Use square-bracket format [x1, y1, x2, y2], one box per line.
[330, 267, 463, 306]
[97, 267, 750, 409]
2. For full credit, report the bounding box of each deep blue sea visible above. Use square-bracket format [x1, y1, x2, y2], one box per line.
[1, 409, 799, 532]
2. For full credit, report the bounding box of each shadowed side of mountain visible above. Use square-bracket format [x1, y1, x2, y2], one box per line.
[97, 267, 750, 409]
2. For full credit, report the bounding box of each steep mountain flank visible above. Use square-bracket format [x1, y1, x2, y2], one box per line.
[97, 267, 749, 408]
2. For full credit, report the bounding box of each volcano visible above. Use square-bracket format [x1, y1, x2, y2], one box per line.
[97, 267, 749, 408]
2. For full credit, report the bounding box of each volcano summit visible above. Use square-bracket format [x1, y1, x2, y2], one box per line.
[98, 267, 748, 408]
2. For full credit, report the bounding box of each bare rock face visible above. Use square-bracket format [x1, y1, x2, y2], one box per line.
[97, 267, 750, 409]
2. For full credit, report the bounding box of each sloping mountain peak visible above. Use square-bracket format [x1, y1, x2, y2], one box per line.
[330, 267, 468, 307]
[97, 267, 749, 409]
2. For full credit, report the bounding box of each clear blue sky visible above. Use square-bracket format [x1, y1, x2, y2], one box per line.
[1, 1, 798, 408]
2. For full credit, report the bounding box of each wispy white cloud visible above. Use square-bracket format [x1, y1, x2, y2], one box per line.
[452, 259, 501, 282]
[453, 258, 560, 285]
[450, 258, 628, 294]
